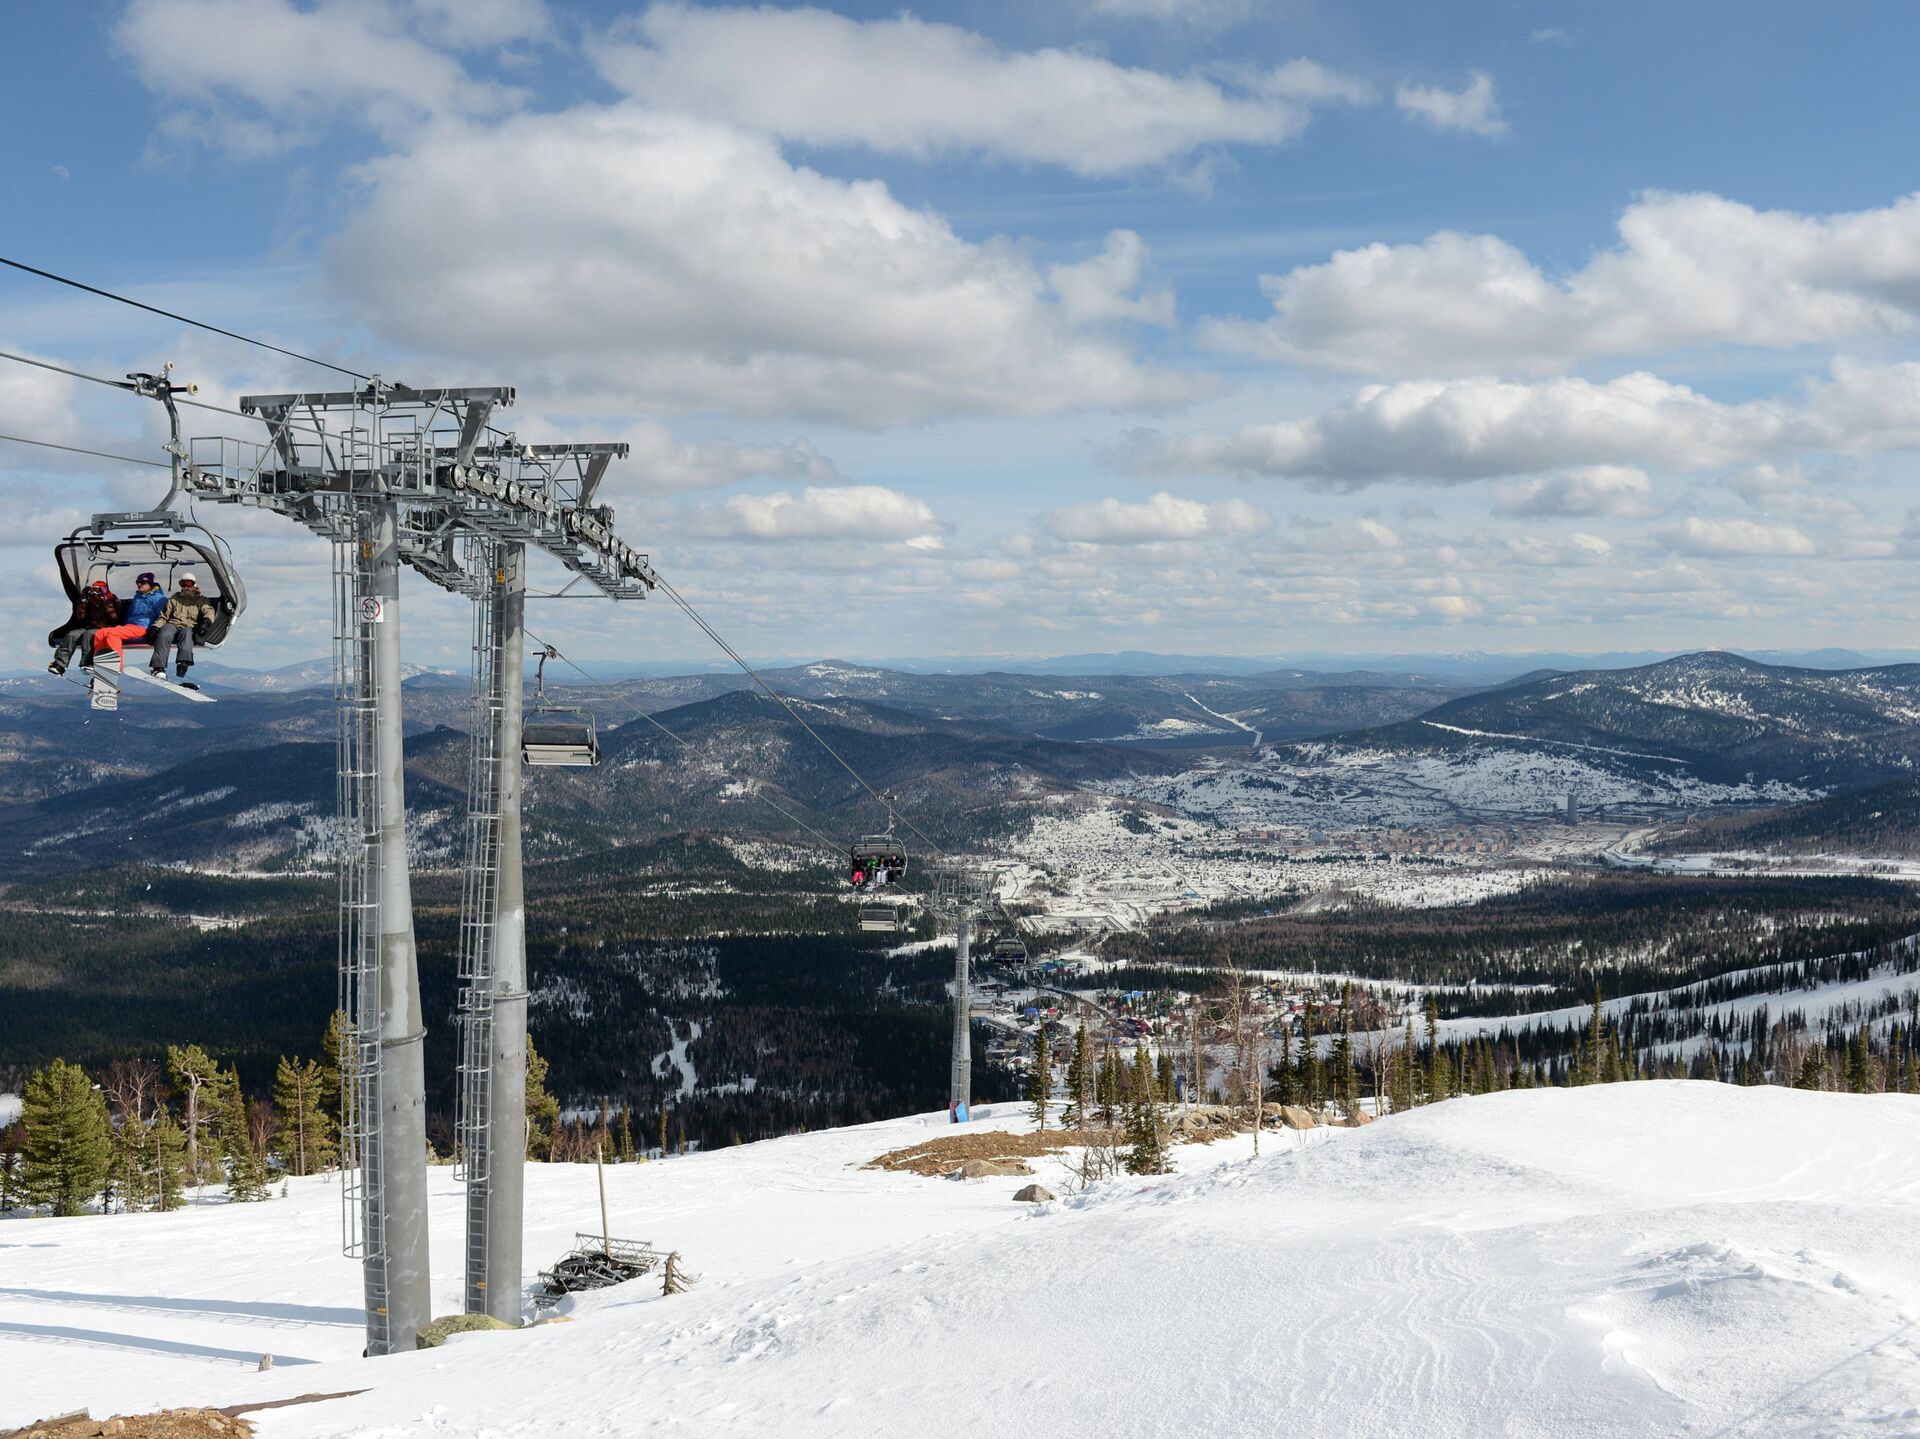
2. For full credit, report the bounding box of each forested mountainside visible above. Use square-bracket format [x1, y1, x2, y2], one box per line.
[1356, 651, 1920, 789]
[1648, 778, 1920, 857]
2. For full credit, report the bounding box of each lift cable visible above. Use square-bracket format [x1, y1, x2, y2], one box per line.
[0, 431, 168, 469]
[0, 255, 371, 382]
[647, 571, 950, 863]
[0, 348, 328, 438]
[522, 632, 848, 863]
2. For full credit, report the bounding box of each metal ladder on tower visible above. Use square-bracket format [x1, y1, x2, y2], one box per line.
[457, 537, 506, 1313]
[333, 508, 389, 1355]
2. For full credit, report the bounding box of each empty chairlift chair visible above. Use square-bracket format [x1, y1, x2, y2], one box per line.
[522, 647, 602, 767]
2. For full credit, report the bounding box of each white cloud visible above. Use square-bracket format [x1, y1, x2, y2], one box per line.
[1395, 70, 1506, 138]
[1492, 466, 1657, 518]
[593, 5, 1372, 176]
[1120, 363, 1920, 488]
[1204, 190, 1920, 375]
[1530, 28, 1575, 46]
[1659, 517, 1817, 557]
[406, 0, 550, 47]
[616, 423, 840, 492]
[1085, 0, 1254, 23]
[114, 0, 525, 154]
[1046, 491, 1270, 544]
[328, 107, 1198, 424]
[700, 485, 945, 543]
[1048, 231, 1177, 328]
[1504, 533, 1612, 567]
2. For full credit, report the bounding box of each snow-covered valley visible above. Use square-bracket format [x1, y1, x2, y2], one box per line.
[5, 1085, 1920, 1437]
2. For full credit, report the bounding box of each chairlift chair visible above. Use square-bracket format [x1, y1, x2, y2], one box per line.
[51, 514, 247, 652]
[993, 937, 1029, 967]
[849, 836, 907, 889]
[523, 646, 601, 767]
[858, 903, 901, 933]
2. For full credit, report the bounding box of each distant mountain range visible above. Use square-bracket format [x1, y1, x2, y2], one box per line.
[5, 650, 1920, 874]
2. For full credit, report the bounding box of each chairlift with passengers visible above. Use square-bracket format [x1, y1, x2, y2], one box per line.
[849, 796, 908, 931]
[522, 646, 601, 767]
[47, 370, 246, 710]
[992, 936, 1029, 968]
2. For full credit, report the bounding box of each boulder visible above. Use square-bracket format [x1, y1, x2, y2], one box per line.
[950, 1158, 1034, 1179]
[1277, 1105, 1320, 1130]
[1012, 1184, 1057, 1203]
[1327, 1108, 1375, 1128]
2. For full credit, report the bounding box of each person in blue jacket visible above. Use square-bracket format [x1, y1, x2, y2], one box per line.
[123, 572, 168, 640]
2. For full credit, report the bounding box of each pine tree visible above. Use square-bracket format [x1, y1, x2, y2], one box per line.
[1573, 988, 1599, 1085]
[1702, 1043, 1720, 1083]
[1026, 1026, 1052, 1129]
[150, 1107, 187, 1212]
[1, 1123, 24, 1211]
[20, 1059, 112, 1216]
[1796, 1045, 1828, 1091]
[1847, 1026, 1873, 1094]
[165, 1044, 224, 1186]
[1123, 1042, 1167, 1175]
[658, 1101, 670, 1159]
[225, 1123, 270, 1202]
[108, 1112, 152, 1213]
[1333, 985, 1359, 1110]
[272, 1057, 337, 1177]
[1905, 1047, 1919, 1096]
[1270, 1026, 1297, 1108]
[1062, 1022, 1093, 1129]
[1097, 1047, 1122, 1127]
[319, 1008, 351, 1162]
[525, 1036, 559, 1159]
[1423, 995, 1442, 1104]
[1155, 1048, 1176, 1105]
[1392, 1017, 1417, 1113]
[617, 1107, 637, 1163]
[1299, 1004, 1323, 1110]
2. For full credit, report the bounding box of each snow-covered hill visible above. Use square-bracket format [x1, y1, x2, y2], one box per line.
[5, 1084, 1919, 1436]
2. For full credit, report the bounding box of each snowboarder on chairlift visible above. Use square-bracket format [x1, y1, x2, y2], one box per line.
[149, 573, 215, 688]
[46, 579, 120, 676]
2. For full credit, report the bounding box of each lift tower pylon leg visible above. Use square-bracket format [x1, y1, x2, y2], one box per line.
[950, 914, 972, 1112]
[370, 499, 432, 1354]
[460, 543, 529, 1322]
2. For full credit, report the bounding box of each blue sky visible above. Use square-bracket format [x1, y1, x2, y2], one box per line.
[4, 0, 1920, 671]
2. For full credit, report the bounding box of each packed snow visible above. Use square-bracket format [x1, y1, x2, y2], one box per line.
[4, 1086, 1919, 1436]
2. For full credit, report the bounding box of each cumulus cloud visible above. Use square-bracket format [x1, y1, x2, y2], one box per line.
[617, 423, 840, 492]
[1118, 364, 1920, 488]
[1504, 533, 1612, 567]
[114, 0, 528, 153]
[1658, 517, 1817, 557]
[697, 485, 945, 544]
[1395, 71, 1506, 138]
[1045, 490, 1269, 544]
[593, 5, 1373, 175]
[1203, 190, 1920, 375]
[1492, 466, 1657, 518]
[1084, 0, 1254, 23]
[327, 108, 1198, 424]
[1048, 231, 1176, 328]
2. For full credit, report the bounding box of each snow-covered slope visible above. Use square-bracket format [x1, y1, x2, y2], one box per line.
[4, 1086, 1919, 1437]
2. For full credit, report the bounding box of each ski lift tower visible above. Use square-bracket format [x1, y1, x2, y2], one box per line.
[929, 861, 993, 1116]
[187, 382, 654, 1352]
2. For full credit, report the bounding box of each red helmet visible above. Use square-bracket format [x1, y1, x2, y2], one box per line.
[90, 580, 111, 592]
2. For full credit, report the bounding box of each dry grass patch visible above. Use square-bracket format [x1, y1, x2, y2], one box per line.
[867, 1127, 1120, 1177]
[4, 1410, 252, 1439]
